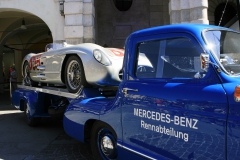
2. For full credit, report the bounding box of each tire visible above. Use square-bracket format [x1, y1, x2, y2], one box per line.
[91, 121, 118, 160]
[23, 62, 37, 87]
[64, 56, 88, 93]
[24, 101, 40, 127]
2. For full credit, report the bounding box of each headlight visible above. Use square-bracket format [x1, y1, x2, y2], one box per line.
[93, 49, 102, 61]
[93, 49, 111, 66]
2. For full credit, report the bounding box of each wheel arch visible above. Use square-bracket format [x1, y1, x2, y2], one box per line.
[84, 119, 97, 142]
[22, 60, 29, 77]
[21, 53, 36, 77]
[61, 53, 84, 84]
[85, 120, 118, 142]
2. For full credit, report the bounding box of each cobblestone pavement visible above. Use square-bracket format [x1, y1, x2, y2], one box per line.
[0, 91, 95, 160]
[32, 133, 94, 160]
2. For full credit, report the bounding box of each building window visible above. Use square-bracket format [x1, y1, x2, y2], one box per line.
[113, 0, 133, 11]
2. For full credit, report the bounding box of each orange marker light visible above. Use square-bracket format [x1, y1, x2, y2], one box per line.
[234, 85, 240, 102]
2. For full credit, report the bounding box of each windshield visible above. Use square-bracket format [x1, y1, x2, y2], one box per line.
[45, 43, 64, 52]
[204, 30, 240, 75]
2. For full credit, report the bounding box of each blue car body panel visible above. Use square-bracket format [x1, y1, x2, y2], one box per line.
[12, 88, 45, 116]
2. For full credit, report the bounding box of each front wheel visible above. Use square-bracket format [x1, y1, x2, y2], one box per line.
[91, 121, 118, 160]
[64, 56, 88, 93]
[24, 101, 40, 127]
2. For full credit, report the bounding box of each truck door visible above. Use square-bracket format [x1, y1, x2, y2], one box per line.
[120, 34, 228, 159]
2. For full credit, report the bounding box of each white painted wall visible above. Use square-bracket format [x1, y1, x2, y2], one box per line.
[0, 0, 65, 42]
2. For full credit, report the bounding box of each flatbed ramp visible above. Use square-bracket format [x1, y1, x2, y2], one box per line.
[17, 85, 79, 99]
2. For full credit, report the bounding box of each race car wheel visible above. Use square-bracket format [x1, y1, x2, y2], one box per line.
[23, 62, 37, 87]
[91, 121, 118, 160]
[23, 101, 40, 127]
[65, 56, 87, 93]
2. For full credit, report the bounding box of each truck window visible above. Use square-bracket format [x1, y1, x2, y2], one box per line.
[136, 37, 205, 79]
[204, 30, 240, 75]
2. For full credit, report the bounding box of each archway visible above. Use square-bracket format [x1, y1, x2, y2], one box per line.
[214, 2, 237, 26]
[0, 10, 53, 93]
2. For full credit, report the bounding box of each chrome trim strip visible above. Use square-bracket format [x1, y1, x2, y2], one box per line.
[117, 143, 156, 160]
[17, 85, 78, 99]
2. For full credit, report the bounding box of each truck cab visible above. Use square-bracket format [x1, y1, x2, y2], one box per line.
[118, 24, 240, 159]
[64, 24, 240, 159]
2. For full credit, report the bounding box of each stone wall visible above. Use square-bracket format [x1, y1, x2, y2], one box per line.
[95, 0, 170, 48]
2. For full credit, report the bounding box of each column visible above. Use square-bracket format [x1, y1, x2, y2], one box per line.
[180, 0, 190, 23]
[190, 0, 209, 24]
[0, 51, 3, 94]
[64, 0, 95, 44]
[169, 0, 181, 24]
[169, 0, 209, 24]
[14, 50, 22, 83]
[83, 0, 95, 43]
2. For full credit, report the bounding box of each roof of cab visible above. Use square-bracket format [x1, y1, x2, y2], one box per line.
[128, 23, 234, 38]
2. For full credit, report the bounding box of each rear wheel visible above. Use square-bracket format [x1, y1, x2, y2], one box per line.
[24, 101, 40, 127]
[64, 56, 88, 93]
[23, 62, 37, 86]
[91, 121, 118, 160]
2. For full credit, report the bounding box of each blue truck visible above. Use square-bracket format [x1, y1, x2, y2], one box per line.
[12, 24, 240, 159]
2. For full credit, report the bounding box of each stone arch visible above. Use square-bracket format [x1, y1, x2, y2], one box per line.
[0, 0, 65, 42]
[25, 30, 51, 50]
[0, 23, 50, 82]
[1, 23, 48, 41]
[208, 0, 237, 26]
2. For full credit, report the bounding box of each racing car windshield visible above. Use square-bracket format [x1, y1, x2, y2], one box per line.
[204, 30, 240, 75]
[45, 43, 64, 52]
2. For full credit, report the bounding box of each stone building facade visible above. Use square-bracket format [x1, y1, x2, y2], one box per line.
[0, 0, 239, 93]
[95, 0, 170, 48]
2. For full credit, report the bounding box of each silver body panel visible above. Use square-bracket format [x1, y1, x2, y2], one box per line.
[22, 43, 124, 86]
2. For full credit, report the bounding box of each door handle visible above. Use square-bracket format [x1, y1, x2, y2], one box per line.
[122, 88, 138, 95]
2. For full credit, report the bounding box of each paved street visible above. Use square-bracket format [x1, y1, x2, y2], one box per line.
[0, 91, 94, 160]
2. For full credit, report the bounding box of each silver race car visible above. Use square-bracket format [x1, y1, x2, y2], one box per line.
[22, 43, 124, 93]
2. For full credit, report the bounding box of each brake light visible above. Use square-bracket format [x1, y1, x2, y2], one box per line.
[234, 85, 240, 102]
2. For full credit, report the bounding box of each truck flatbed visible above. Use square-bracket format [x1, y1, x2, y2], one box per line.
[17, 85, 79, 99]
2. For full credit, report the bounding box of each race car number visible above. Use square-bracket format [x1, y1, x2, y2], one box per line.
[110, 48, 124, 57]
[29, 54, 42, 71]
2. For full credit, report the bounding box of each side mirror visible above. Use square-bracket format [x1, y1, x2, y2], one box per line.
[200, 53, 210, 71]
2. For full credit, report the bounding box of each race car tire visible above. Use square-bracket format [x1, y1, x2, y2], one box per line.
[23, 62, 38, 87]
[91, 121, 118, 160]
[64, 56, 88, 93]
[24, 101, 40, 127]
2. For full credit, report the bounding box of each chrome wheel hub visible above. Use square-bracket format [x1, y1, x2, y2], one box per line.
[67, 60, 81, 90]
[101, 136, 114, 156]
[24, 65, 31, 85]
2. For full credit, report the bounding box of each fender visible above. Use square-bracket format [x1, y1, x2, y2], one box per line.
[64, 96, 107, 142]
